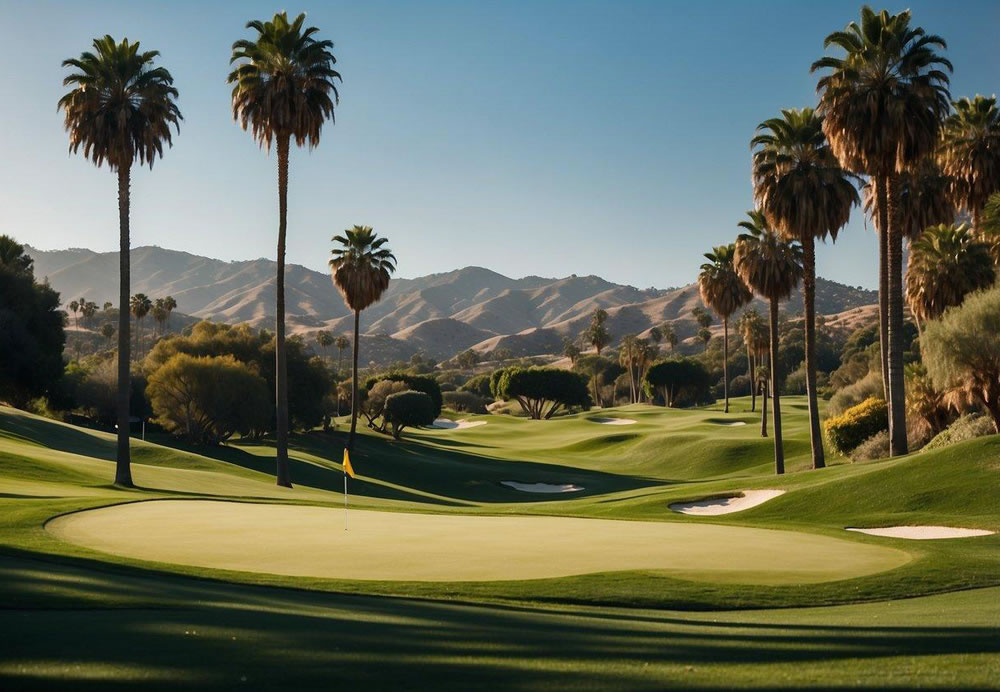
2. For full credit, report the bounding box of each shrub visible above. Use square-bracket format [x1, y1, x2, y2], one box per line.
[384, 390, 436, 439]
[922, 414, 997, 452]
[443, 390, 489, 414]
[147, 354, 271, 443]
[850, 430, 889, 462]
[460, 373, 493, 398]
[366, 373, 443, 417]
[824, 397, 888, 455]
[828, 369, 883, 416]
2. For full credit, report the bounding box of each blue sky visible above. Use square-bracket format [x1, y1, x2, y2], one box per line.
[1, 0, 997, 289]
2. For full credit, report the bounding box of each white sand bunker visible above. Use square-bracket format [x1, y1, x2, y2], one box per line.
[431, 418, 487, 430]
[670, 489, 786, 516]
[589, 417, 637, 426]
[847, 526, 995, 540]
[718, 421, 747, 426]
[501, 481, 584, 493]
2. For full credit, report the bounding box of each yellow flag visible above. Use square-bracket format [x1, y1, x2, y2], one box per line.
[342, 449, 356, 478]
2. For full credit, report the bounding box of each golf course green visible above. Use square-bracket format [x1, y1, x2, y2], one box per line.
[2, 398, 999, 688]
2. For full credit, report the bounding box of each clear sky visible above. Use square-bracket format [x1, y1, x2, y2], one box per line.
[1, 1, 997, 289]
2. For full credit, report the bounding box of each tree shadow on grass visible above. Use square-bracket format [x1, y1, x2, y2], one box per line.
[1, 551, 997, 691]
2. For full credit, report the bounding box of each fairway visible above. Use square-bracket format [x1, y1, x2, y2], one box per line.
[47, 499, 910, 584]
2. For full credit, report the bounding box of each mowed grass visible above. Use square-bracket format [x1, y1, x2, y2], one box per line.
[1, 400, 999, 688]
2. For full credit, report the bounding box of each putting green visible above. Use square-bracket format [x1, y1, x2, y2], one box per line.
[48, 500, 911, 584]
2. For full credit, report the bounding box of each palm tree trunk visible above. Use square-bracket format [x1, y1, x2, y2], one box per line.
[876, 176, 890, 402]
[723, 316, 729, 414]
[802, 236, 825, 469]
[769, 297, 784, 475]
[274, 133, 292, 488]
[886, 175, 908, 456]
[114, 164, 133, 488]
[349, 309, 361, 451]
[760, 374, 768, 438]
[748, 344, 755, 412]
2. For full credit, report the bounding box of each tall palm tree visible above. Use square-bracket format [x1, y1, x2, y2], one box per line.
[813, 6, 952, 457]
[334, 335, 350, 376]
[698, 244, 752, 413]
[739, 308, 766, 413]
[735, 210, 804, 475]
[905, 223, 995, 326]
[59, 36, 181, 487]
[315, 329, 334, 361]
[163, 295, 177, 331]
[939, 95, 1000, 235]
[229, 12, 340, 488]
[129, 293, 152, 359]
[68, 300, 80, 329]
[329, 226, 396, 452]
[751, 107, 858, 469]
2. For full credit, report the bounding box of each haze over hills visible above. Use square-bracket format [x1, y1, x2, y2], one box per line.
[27, 245, 877, 363]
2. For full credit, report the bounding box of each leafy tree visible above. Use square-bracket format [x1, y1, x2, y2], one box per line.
[60, 35, 181, 487]
[696, 328, 712, 351]
[691, 306, 713, 329]
[572, 355, 623, 408]
[752, 107, 858, 468]
[584, 308, 611, 355]
[0, 241, 65, 407]
[735, 210, 803, 474]
[455, 349, 480, 369]
[147, 354, 271, 444]
[330, 226, 397, 453]
[361, 379, 409, 431]
[813, 6, 952, 457]
[922, 287, 1000, 432]
[460, 373, 493, 398]
[939, 95, 1000, 235]
[905, 223, 995, 327]
[366, 373, 443, 418]
[644, 358, 713, 408]
[699, 243, 753, 413]
[230, 11, 340, 486]
[384, 390, 436, 440]
[495, 367, 590, 419]
[563, 340, 582, 364]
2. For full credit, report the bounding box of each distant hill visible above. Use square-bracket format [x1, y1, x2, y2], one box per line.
[26, 245, 877, 364]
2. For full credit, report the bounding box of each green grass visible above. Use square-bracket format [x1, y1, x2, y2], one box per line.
[1, 399, 999, 689]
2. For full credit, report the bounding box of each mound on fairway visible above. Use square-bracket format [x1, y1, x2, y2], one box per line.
[501, 481, 583, 493]
[589, 417, 637, 425]
[847, 526, 995, 540]
[670, 490, 786, 516]
[431, 419, 487, 430]
[48, 500, 910, 584]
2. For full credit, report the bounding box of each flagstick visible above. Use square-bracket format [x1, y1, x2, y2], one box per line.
[344, 472, 348, 531]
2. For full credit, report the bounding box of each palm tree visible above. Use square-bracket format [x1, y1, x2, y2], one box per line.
[739, 309, 766, 413]
[735, 210, 804, 475]
[585, 308, 611, 355]
[981, 192, 1000, 266]
[334, 335, 350, 376]
[939, 95, 1000, 235]
[129, 293, 152, 359]
[905, 223, 995, 326]
[755, 363, 770, 438]
[229, 12, 341, 487]
[813, 6, 952, 457]
[315, 329, 334, 362]
[698, 244, 752, 413]
[163, 295, 177, 331]
[751, 107, 858, 469]
[100, 323, 116, 347]
[660, 323, 678, 352]
[329, 226, 396, 452]
[68, 300, 80, 329]
[151, 298, 168, 336]
[59, 36, 181, 487]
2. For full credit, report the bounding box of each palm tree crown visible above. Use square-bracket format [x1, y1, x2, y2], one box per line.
[58, 36, 181, 170]
[862, 159, 956, 239]
[228, 12, 341, 149]
[329, 226, 397, 311]
[938, 95, 1000, 228]
[751, 107, 858, 244]
[905, 223, 996, 323]
[698, 244, 752, 320]
[734, 212, 804, 302]
[812, 6, 951, 177]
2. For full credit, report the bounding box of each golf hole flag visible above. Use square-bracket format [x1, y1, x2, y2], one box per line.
[343, 449, 356, 478]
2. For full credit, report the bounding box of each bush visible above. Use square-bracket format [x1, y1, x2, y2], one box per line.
[366, 373, 443, 417]
[824, 397, 889, 455]
[850, 430, 889, 462]
[828, 369, 883, 416]
[460, 373, 493, 398]
[384, 390, 436, 439]
[782, 364, 808, 396]
[922, 414, 996, 452]
[147, 354, 271, 443]
[443, 390, 489, 414]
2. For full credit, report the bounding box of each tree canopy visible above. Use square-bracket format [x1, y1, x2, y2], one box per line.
[494, 367, 590, 419]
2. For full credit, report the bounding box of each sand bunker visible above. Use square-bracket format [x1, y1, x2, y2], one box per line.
[501, 481, 584, 493]
[430, 418, 487, 430]
[670, 489, 786, 516]
[718, 421, 747, 426]
[48, 500, 909, 584]
[589, 417, 637, 426]
[847, 526, 995, 540]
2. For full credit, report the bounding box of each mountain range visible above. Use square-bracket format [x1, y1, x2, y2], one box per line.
[27, 245, 878, 364]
